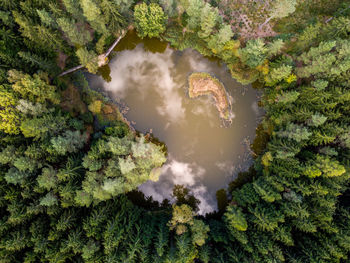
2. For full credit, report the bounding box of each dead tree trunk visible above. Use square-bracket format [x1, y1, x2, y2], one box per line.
[58, 65, 84, 77]
[58, 31, 126, 78]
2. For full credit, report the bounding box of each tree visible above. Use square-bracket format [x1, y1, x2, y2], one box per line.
[100, 0, 126, 34]
[207, 24, 233, 53]
[134, 3, 167, 38]
[168, 204, 194, 235]
[62, 0, 85, 21]
[259, 0, 297, 30]
[172, 184, 200, 212]
[8, 70, 60, 104]
[0, 85, 22, 134]
[18, 51, 59, 74]
[238, 39, 268, 68]
[198, 3, 218, 39]
[79, 132, 166, 203]
[57, 17, 92, 46]
[76, 47, 99, 73]
[50, 130, 87, 155]
[37, 167, 58, 190]
[224, 206, 248, 231]
[20, 113, 67, 139]
[265, 64, 293, 84]
[267, 39, 285, 56]
[276, 91, 300, 104]
[1, 1, 350, 262]
[183, 0, 204, 30]
[36, 9, 56, 28]
[88, 100, 102, 114]
[39, 192, 58, 206]
[80, 0, 107, 34]
[16, 99, 47, 116]
[276, 123, 311, 142]
[190, 219, 210, 246]
[306, 113, 327, 127]
[216, 189, 228, 213]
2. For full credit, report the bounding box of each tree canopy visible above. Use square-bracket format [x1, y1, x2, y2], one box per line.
[0, 0, 350, 262]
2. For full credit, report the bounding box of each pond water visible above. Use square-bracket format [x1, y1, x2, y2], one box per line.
[88, 32, 263, 214]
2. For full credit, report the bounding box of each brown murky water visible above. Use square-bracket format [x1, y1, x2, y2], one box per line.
[88, 32, 263, 214]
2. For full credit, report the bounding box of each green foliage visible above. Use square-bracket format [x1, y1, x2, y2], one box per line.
[37, 167, 58, 190]
[172, 185, 200, 212]
[50, 130, 87, 155]
[198, 3, 219, 39]
[180, 0, 205, 30]
[20, 113, 67, 139]
[80, 134, 166, 202]
[297, 39, 350, 82]
[169, 204, 194, 235]
[276, 123, 311, 142]
[76, 47, 99, 74]
[276, 91, 300, 104]
[18, 51, 59, 74]
[62, 0, 85, 21]
[8, 70, 60, 104]
[224, 206, 248, 231]
[0, 85, 22, 134]
[238, 39, 268, 68]
[88, 100, 102, 114]
[266, 64, 293, 84]
[4, 167, 29, 185]
[190, 219, 209, 246]
[267, 39, 285, 56]
[36, 9, 56, 28]
[269, 0, 297, 19]
[39, 192, 58, 206]
[57, 17, 92, 46]
[307, 113, 327, 127]
[100, 0, 126, 34]
[134, 3, 167, 38]
[1, 1, 350, 263]
[304, 155, 346, 178]
[80, 0, 107, 34]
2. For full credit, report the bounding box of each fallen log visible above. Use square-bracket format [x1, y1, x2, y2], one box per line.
[58, 31, 126, 78]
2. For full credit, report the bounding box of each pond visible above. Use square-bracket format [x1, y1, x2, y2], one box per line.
[87, 32, 263, 214]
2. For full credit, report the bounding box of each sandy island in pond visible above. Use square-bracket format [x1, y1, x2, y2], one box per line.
[188, 72, 233, 122]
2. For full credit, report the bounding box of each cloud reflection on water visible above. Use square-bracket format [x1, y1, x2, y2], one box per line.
[100, 45, 262, 215]
[104, 46, 185, 123]
[139, 157, 215, 215]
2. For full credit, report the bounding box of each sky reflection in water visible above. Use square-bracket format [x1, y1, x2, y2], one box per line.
[90, 45, 263, 214]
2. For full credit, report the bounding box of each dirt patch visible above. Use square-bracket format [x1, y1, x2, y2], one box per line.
[188, 72, 233, 122]
[218, 0, 277, 39]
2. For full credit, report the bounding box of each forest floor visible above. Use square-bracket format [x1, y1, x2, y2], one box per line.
[188, 72, 232, 121]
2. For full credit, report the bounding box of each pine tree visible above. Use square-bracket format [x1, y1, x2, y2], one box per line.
[80, 0, 107, 34]
[76, 47, 99, 73]
[57, 17, 92, 46]
[134, 3, 167, 38]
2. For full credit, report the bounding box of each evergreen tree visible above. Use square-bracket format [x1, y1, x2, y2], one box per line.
[134, 3, 167, 38]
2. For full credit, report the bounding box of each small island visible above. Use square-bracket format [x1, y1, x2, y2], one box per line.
[188, 72, 233, 123]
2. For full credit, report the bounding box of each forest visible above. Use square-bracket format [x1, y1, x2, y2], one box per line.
[0, 0, 350, 262]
